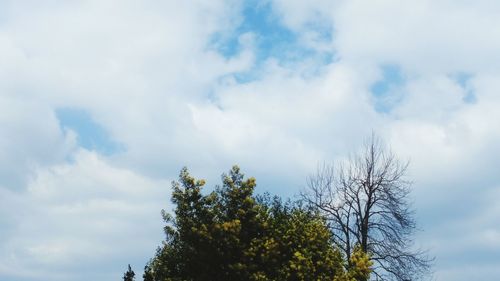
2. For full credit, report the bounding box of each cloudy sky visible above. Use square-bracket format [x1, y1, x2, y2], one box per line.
[1, 0, 500, 280]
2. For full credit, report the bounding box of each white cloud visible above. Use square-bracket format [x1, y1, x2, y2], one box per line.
[1, 0, 500, 280]
[0, 96, 75, 189]
[0, 150, 169, 281]
[330, 0, 500, 72]
[270, 1, 500, 279]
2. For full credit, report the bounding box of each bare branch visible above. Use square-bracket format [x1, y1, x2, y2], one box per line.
[302, 134, 433, 281]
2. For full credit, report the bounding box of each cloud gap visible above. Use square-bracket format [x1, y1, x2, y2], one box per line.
[55, 108, 124, 155]
[370, 64, 406, 113]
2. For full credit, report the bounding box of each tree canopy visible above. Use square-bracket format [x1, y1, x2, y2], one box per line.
[123, 264, 135, 281]
[143, 166, 371, 281]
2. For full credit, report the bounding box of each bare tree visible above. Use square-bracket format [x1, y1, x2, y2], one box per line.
[302, 135, 432, 281]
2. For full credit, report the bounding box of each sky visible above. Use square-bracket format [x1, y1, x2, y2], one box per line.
[0, 0, 499, 280]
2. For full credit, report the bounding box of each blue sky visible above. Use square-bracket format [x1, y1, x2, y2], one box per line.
[56, 108, 123, 155]
[1, 1, 500, 280]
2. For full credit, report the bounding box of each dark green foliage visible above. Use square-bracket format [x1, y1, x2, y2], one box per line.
[123, 264, 135, 281]
[143, 265, 154, 281]
[145, 166, 347, 281]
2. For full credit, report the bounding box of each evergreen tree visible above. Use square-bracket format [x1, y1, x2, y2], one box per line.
[145, 166, 348, 281]
[123, 264, 135, 281]
[143, 264, 154, 281]
[249, 197, 346, 281]
[333, 245, 373, 281]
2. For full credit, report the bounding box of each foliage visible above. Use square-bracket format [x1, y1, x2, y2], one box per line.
[250, 195, 346, 281]
[145, 166, 349, 281]
[143, 265, 154, 281]
[123, 264, 135, 281]
[333, 245, 373, 281]
[346, 245, 373, 281]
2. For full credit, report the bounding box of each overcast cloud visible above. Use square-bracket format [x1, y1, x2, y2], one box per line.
[1, 0, 499, 280]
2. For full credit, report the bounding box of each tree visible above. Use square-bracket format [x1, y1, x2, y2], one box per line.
[334, 245, 373, 281]
[153, 167, 217, 281]
[302, 135, 432, 281]
[145, 166, 349, 281]
[143, 265, 154, 281]
[250, 195, 346, 281]
[123, 264, 135, 281]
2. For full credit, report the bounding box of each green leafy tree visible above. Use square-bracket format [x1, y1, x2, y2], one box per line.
[211, 166, 263, 280]
[123, 264, 135, 281]
[146, 166, 347, 281]
[334, 245, 373, 281]
[143, 264, 154, 281]
[156, 167, 216, 281]
[246, 196, 345, 281]
[347, 245, 373, 281]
